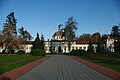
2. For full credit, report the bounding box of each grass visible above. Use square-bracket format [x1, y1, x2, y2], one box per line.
[78, 53, 120, 72]
[0, 54, 44, 74]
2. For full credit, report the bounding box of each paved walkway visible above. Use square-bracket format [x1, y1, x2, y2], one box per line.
[17, 55, 112, 80]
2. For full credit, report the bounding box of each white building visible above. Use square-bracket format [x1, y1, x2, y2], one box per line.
[106, 36, 115, 52]
[44, 26, 97, 53]
[106, 35, 120, 52]
[0, 41, 33, 53]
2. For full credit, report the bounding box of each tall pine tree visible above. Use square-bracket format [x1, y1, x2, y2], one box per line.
[40, 34, 45, 50]
[32, 33, 41, 49]
[32, 33, 45, 50]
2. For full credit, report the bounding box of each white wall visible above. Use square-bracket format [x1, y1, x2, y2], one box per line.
[106, 38, 115, 52]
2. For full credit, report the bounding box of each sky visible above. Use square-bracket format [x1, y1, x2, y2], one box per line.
[0, 0, 120, 40]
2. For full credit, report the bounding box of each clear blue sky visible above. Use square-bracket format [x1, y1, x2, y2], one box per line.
[0, 0, 120, 40]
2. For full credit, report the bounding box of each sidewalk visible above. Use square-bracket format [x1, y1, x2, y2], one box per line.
[0, 56, 49, 80]
[71, 56, 120, 80]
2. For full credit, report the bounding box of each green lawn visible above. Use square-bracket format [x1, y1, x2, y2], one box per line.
[0, 54, 44, 74]
[78, 54, 120, 72]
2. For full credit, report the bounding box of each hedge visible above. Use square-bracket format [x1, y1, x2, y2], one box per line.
[31, 49, 46, 56]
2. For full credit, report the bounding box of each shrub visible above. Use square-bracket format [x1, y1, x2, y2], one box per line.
[17, 50, 25, 54]
[70, 50, 86, 56]
[1, 50, 5, 54]
[31, 49, 46, 56]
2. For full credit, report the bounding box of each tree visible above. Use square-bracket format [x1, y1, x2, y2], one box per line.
[110, 25, 120, 37]
[79, 33, 91, 41]
[2, 12, 20, 54]
[63, 17, 78, 52]
[114, 38, 120, 53]
[91, 32, 101, 43]
[101, 34, 109, 45]
[0, 30, 4, 41]
[18, 27, 32, 41]
[87, 40, 94, 52]
[91, 32, 104, 53]
[32, 33, 41, 49]
[101, 34, 109, 51]
[4, 12, 17, 35]
[110, 25, 120, 53]
[96, 37, 103, 53]
[40, 33, 45, 50]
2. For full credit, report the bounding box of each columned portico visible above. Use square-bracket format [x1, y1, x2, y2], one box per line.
[54, 42, 63, 53]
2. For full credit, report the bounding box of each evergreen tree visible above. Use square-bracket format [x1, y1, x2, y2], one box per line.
[40, 34, 45, 50]
[110, 25, 120, 37]
[32, 33, 41, 49]
[4, 12, 17, 35]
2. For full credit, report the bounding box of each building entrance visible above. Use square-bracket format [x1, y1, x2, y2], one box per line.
[58, 46, 62, 53]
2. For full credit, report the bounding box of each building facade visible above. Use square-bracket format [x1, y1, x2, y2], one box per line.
[1, 26, 117, 53]
[106, 35, 120, 52]
[44, 26, 97, 53]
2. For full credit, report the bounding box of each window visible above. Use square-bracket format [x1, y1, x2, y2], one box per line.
[72, 47, 74, 50]
[79, 47, 82, 49]
[76, 47, 78, 50]
[83, 47, 86, 49]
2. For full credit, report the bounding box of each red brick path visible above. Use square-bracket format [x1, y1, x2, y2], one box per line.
[0, 56, 49, 80]
[71, 56, 120, 80]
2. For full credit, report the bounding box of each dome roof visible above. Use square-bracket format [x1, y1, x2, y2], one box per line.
[53, 25, 64, 37]
[53, 30, 63, 37]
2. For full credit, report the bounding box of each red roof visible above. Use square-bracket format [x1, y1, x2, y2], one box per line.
[75, 40, 89, 44]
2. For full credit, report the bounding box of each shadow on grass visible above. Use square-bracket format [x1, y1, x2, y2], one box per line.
[0, 67, 11, 80]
